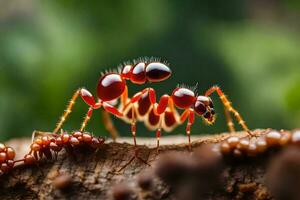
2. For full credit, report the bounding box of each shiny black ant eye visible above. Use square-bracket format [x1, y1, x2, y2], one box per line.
[204, 112, 212, 119]
[194, 101, 206, 116]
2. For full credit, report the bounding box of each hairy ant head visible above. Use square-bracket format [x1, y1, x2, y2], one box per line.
[194, 96, 215, 124]
[172, 87, 196, 109]
[97, 73, 126, 101]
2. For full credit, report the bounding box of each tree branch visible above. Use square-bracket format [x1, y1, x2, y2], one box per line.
[0, 129, 296, 199]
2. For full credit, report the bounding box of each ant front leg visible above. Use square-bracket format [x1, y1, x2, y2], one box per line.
[152, 94, 171, 152]
[80, 88, 124, 132]
[53, 89, 81, 134]
[179, 109, 195, 151]
[224, 107, 236, 133]
[78, 89, 101, 132]
[205, 86, 253, 136]
[101, 86, 129, 141]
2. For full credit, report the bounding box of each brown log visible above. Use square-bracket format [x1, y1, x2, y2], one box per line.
[0, 129, 295, 200]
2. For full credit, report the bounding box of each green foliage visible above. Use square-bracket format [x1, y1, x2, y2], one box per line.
[0, 0, 299, 140]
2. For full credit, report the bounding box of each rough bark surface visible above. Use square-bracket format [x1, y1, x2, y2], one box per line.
[0, 129, 278, 199]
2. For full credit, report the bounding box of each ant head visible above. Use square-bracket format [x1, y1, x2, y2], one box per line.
[172, 87, 196, 109]
[194, 96, 216, 124]
[97, 73, 126, 102]
[145, 62, 171, 82]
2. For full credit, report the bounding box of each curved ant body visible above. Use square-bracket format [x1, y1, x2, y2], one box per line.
[52, 58, 171, 138]
[0, 143, 16, 175]
[1, 57, 253, 175]
[0, 132, 104, 175]
[120, 85, 252, 153]
[48, 57, 252, 170]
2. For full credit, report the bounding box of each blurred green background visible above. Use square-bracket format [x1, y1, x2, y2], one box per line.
[0, 0, 300, 140]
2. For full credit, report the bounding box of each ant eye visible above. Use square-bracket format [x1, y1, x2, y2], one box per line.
[97, 73, 126, 101]
[194, 101, 206, 115]
[172, 88, 196, 109]
[204, 112, 212, 119]
[211, 109, 215, 115]
[145, 63, 171, 82]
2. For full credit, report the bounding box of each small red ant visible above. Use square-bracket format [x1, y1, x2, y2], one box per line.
[116, 82, 251, 171]
[0, 131, 104, 175]
[20, 131, 104, 164]
[33, 57, 251, 171]
[52, 57, 171, 137]
[119, 85, 252, 154]
[0, 143, 16, 175]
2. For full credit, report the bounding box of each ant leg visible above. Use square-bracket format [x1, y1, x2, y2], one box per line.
[80, 107, 94, 132]
[53, 89, 81, 134]
[102, 102, 123, 118]
[122, 88, 156, 111]
[153, 95, 170, 115]
[179, 109, 195, 151]
[224, 107, 236, 132]
[117, 106, 151, 172]
[101, 86, 129, 141]
[120, 85, 129, 107]
[186, 109, 195, 151]
[80, 101, 102, 132]
[205, 86, 253, 136]
[117, 107, 138, 172]
[155, 119, 162, 154]
[54, 88, 98, 134]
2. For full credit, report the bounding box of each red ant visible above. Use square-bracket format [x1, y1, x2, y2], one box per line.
[51, 57, 171, 137]
[120, 85, 252, 153]
[113, 83, 252, 171]
[0, 131, 105, 175]
[42, 58, 171, 168]
[21, 131, 104, 164]
[0, 143, 16, 175]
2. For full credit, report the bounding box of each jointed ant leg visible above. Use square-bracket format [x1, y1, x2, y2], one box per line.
[80, 107, 94, 132]
[131, 107, 137, 148]
[179, 108, 195, 151]
[186, 109, 195, 151]
[205, 86, 253, 136]
[155, 118, 163, 154]
[224, 107, 236, 133]
[100, 86, 128, 141]
[53, 89, 81, 134]
[117, 101, 150, 172]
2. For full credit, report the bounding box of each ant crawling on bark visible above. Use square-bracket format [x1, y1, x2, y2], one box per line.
[0, 143, 16, 175]
[47, 57, 171, 170]
[26, 131, 105, 162]
[115, 84, 253, 171]
[0, 131, 104, 176]
[121, 83, 252, 148]
[29, 57, 251, 172]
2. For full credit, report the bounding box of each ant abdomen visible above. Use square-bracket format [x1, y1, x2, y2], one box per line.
[121, 61, 171, 85]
